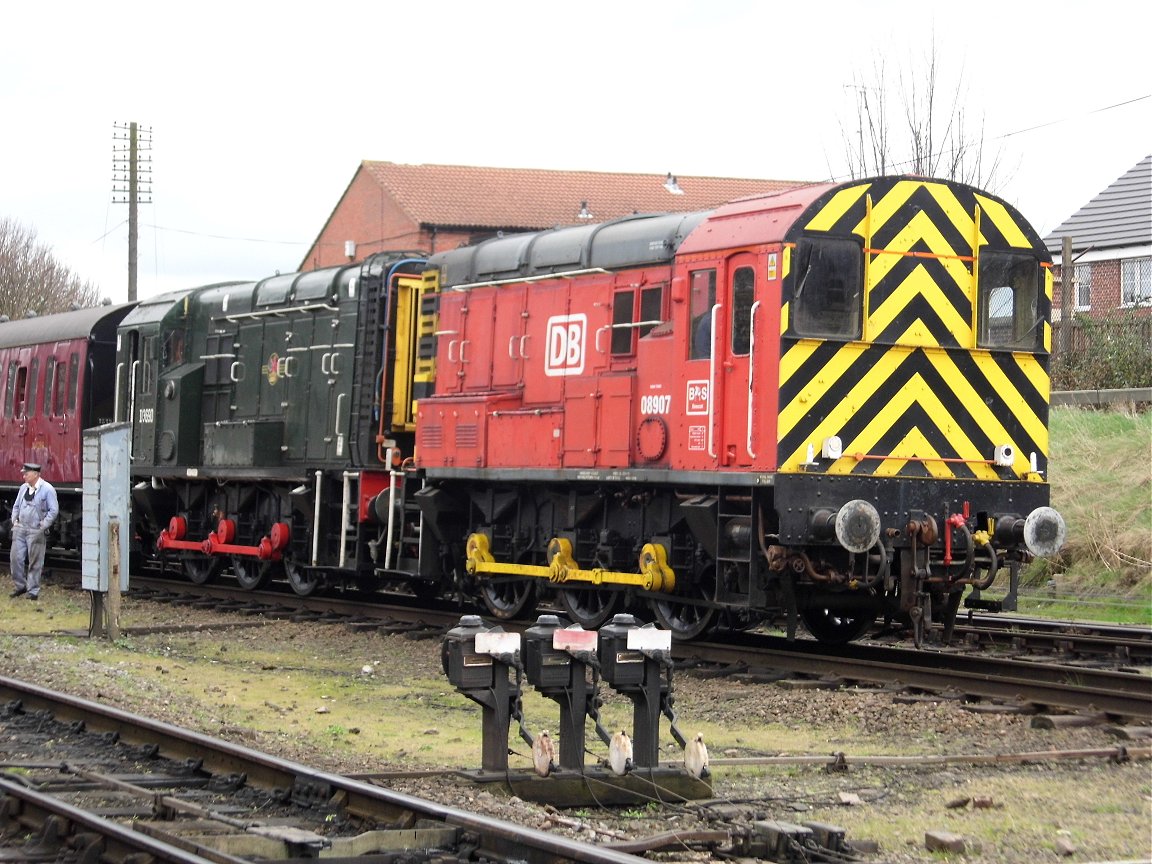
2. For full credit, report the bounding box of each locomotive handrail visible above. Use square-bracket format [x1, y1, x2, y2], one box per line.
[222, 302, 337, 323]
[339, 469, 357, 568]
[114, 361, 125, 422]
[747, 300, 760, 459]
[311, 469, 322, 566]
[596, 319, 667, 352]
[451, 267, 609, 291]
[128, 360, 139, 459]
[708, 303, 720, 459]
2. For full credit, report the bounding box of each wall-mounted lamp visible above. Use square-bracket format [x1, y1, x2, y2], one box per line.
[344, 240, 356, 261]
[578, 200, 593, 220]
[664, 172, 684, 195]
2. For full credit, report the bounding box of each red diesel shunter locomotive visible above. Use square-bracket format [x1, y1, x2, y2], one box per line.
[412, 175, 1066, 643]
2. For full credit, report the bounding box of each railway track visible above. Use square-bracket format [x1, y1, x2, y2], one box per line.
[0, 674, 650, 864]
[37, 568, 1152, 725]
[108, 576, 1152, 725]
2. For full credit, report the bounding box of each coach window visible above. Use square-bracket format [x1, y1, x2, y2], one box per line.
[53, 360, 66, 416]
[689, 270, 717, 359]
[4, 362, 16, 417]
[10, 365, 27, 418]
[731, 267, 755, 355]
[27, 359, 39, 417]
[978, 252, 1042, 351]
[791, 237, 863, 339]
[68, 352, 80, 412]
[42, 362, 55, 416]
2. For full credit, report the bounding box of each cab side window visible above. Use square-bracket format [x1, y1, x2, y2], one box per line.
[731, 267, 755, 356]
[689, 269, 717, 360]
[610, 284, 665, 356]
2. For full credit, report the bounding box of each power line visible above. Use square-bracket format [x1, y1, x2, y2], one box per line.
[144, 223, 307, 246]
[995, 93, 1150, 140]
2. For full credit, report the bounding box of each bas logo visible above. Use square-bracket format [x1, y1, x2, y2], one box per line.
[545, 314, 587, 376]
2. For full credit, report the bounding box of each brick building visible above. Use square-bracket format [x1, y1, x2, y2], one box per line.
[301, 161, 804, 270]
[1046, 155, 1152, 318]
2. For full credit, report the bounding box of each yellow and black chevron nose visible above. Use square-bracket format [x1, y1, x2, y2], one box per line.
[778, 178, 1052, 482]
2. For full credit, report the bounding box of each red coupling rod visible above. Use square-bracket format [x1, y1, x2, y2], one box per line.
[157, 516, 291, 561]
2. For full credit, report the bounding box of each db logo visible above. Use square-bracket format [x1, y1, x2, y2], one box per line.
[545, 314, 587, 377]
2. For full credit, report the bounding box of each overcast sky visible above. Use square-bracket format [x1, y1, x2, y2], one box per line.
[3, 1, 1148, 304]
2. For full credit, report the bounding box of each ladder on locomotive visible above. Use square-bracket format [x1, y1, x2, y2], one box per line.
[714, 488, 758, 605]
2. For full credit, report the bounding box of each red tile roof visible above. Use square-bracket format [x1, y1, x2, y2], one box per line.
[360, 161, 808, 229]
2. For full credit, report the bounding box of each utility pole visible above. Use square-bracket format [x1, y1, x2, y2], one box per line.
[112, 122, 152, 302]
[1061, 235, 1074, 357]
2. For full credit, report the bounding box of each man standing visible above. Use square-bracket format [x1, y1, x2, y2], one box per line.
[9, 463, 58, 601]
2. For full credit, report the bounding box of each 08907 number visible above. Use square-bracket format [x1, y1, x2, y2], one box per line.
[640, 394, 672, 415]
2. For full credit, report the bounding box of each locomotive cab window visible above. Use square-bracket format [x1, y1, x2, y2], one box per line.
[163, 331, 185, 367]
[978, 252, 1042, 351]
[610, 284, 665, 356]
[791, 237, 863, 339]
[731, 267, 755, 356]
[689, 269, 717, 360]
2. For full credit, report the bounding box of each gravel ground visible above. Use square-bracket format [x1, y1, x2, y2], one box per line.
[0, 584, 1149, 863]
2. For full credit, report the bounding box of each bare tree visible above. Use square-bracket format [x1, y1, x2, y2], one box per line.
[838, 35, 1006, 191]
[0, 217, 102, 320]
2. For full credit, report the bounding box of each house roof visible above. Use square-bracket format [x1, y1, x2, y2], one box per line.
[1045, 155, 1151, 255]
[359, 161, 806, 230]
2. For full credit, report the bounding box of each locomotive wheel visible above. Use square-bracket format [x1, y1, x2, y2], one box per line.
[558, 586, 621, 629]
[284, 559, 320, 597]
[182, 557, 221, 585]
[479, 577, 535, 620]
[232, 556, 271, 591]
[800, 608, 874, 644]
[649, 563, 717, 640]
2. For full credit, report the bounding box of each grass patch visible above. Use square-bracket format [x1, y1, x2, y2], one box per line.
[1023, 406, 1152, 624]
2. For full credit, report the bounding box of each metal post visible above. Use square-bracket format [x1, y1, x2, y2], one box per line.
[1061, 236, 1074, 357]
[107, 518, 122, 641]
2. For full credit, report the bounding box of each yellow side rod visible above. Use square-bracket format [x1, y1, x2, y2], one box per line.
[465, 534, 676, 593]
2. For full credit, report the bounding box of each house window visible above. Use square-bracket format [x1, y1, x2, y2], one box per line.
[1121, 257, 1151, 307]
[1074, 263, 1092, 310]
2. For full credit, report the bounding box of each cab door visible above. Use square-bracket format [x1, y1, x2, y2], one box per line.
[718, 253, 760, 467]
